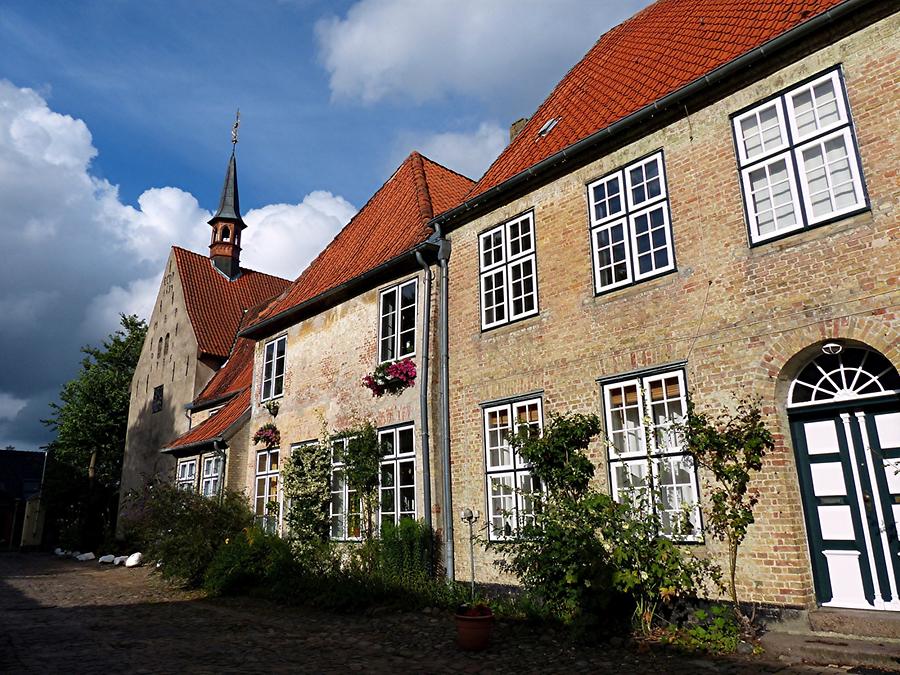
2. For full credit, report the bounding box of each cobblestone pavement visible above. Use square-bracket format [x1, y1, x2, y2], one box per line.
[0, 553, 859, 674]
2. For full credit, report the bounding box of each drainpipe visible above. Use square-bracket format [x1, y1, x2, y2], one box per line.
[213, 440, 227, 504]
[414, 252, 433, 531]
[436, 229, 454, 580]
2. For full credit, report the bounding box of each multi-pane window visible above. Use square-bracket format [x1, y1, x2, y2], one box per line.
[479, 212, 539, 330]
[330, 438, 361, 540]
[733, 67, 866, 243]
[261, 336, 286, 401]
[602, 370, 701, 539]
[379, 279, 417, 363]
[175, 459, 196, 492]
[483, 398, 543, 540]
[201, 455, 222, 497]
[254, 448, 281, 532]
[587, 151, 674, 293]
[378, 425, 416, 529]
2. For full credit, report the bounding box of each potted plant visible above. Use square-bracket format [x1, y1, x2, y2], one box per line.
[252, 422, 280, 448]
[362, 357, 416, 397]
[454, 603, 494, 651]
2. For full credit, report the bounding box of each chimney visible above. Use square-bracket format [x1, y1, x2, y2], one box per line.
[509, 117, 529, 143]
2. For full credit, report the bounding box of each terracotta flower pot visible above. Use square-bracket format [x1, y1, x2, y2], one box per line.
[455, 606, 494, 651]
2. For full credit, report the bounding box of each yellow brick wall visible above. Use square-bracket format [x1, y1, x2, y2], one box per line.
[444, 14, 900, 607]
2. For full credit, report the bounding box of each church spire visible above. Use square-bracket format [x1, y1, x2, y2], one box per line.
[208, 111, 246, 279]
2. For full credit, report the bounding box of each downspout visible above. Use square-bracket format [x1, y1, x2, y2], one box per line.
[414, 252, 433, 531]
[436, 229, 454, 580]
[213, 439, 227, 504]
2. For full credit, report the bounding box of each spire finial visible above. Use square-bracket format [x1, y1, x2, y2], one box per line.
[231, 109, 240, 147]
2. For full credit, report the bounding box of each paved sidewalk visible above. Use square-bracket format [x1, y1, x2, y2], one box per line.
[0, 553, 864, 674]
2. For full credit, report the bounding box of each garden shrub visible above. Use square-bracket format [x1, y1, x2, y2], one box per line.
[203, 526, 296, 595]
[376, 518, 435, 579]
[664, 604, 741, 653]
[122, 481, 253, 587]
[491, 412, 719, 635]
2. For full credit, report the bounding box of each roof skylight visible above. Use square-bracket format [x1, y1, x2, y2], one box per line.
[537, 116, 560, 138]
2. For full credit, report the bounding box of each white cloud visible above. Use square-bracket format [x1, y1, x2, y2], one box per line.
[81, 274, 162, 340]
[0, 79, 356, 448]
[399, 122, 506, 180]
[316, 0, 644, 107]
[98, 186, 211, 265]
[0, 392, 28, 422]
[241, 191, 357, 279]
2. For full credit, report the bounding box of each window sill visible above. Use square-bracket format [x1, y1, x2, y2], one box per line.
[587, 268, 679, 306]
[746, 208, 872, 254]
[478, 312, 542, 340]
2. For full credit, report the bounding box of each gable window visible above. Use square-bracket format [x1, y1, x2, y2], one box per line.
[587, 151, 674, 293]
[261, 335, 286, 401]
[483, 397, 543, 540]
[378, 279, 417, 363]
[175, 458, 197, 492]
[378, 424, 416, 529]
[254, 448, 281, 532]
[201, 455, 223, 497]
[329, 438, 361, 540]
[602, 369, 701, 539]
[152, 385, 164, 413]
[479, 212, 539, 330]
[733, 67, 866, 244]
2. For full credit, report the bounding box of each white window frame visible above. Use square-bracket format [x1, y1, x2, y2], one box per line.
[200, 455, 222, 497]
[733, 66, 866, 244]
[329, 438, 361, 541]
[587, 151, 674, 294]
[479, 212, 539, 330]
[602, 369, 702, 540]
[175, 458, 197, 492]
[377, 424, 417, 530]
[254, 448, 282, 532]
[483, 397, 544, 541]
[261, 335, 286, 402]
[378, 278, 417, 364]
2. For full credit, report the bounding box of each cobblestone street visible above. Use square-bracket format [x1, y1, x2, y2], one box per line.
[0, 553, 865, 674]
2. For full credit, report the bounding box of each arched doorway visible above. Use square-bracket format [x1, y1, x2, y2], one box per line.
[788, 343, 900, 610]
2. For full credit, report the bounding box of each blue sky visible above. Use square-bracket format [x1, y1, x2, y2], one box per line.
[0, 0, 647, 450]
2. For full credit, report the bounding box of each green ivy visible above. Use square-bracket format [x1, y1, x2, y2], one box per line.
[281, 438, 331, 556]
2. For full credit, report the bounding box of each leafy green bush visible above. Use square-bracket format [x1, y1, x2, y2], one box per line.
[491, 412, 719, 635]
[377, 518, 435, 579]
[664, 604, 741, 653]
[203, 526, 296, 595]
[122, 481, 253, 587]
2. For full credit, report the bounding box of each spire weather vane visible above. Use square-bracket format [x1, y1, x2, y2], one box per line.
[231, 109, 240, 146]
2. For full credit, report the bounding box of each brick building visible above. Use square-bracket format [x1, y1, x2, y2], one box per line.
[429, 0, 899, 611]
[237, 152, 472, 535]
[120, 151, 289, 510]
[125, 0, 899, 618]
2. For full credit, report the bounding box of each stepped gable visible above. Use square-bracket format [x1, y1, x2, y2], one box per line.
[173, 246, 290, 359]
[248, 152, 473, 327]
[469, 0, 846, 199]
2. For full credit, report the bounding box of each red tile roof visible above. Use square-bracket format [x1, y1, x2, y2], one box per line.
[248, 152, 473, 328]
[192, 337, 255, 407]
[165, 387, 250, 451]
[173, 247, 290, 358]
[468, 0, 847, 200]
